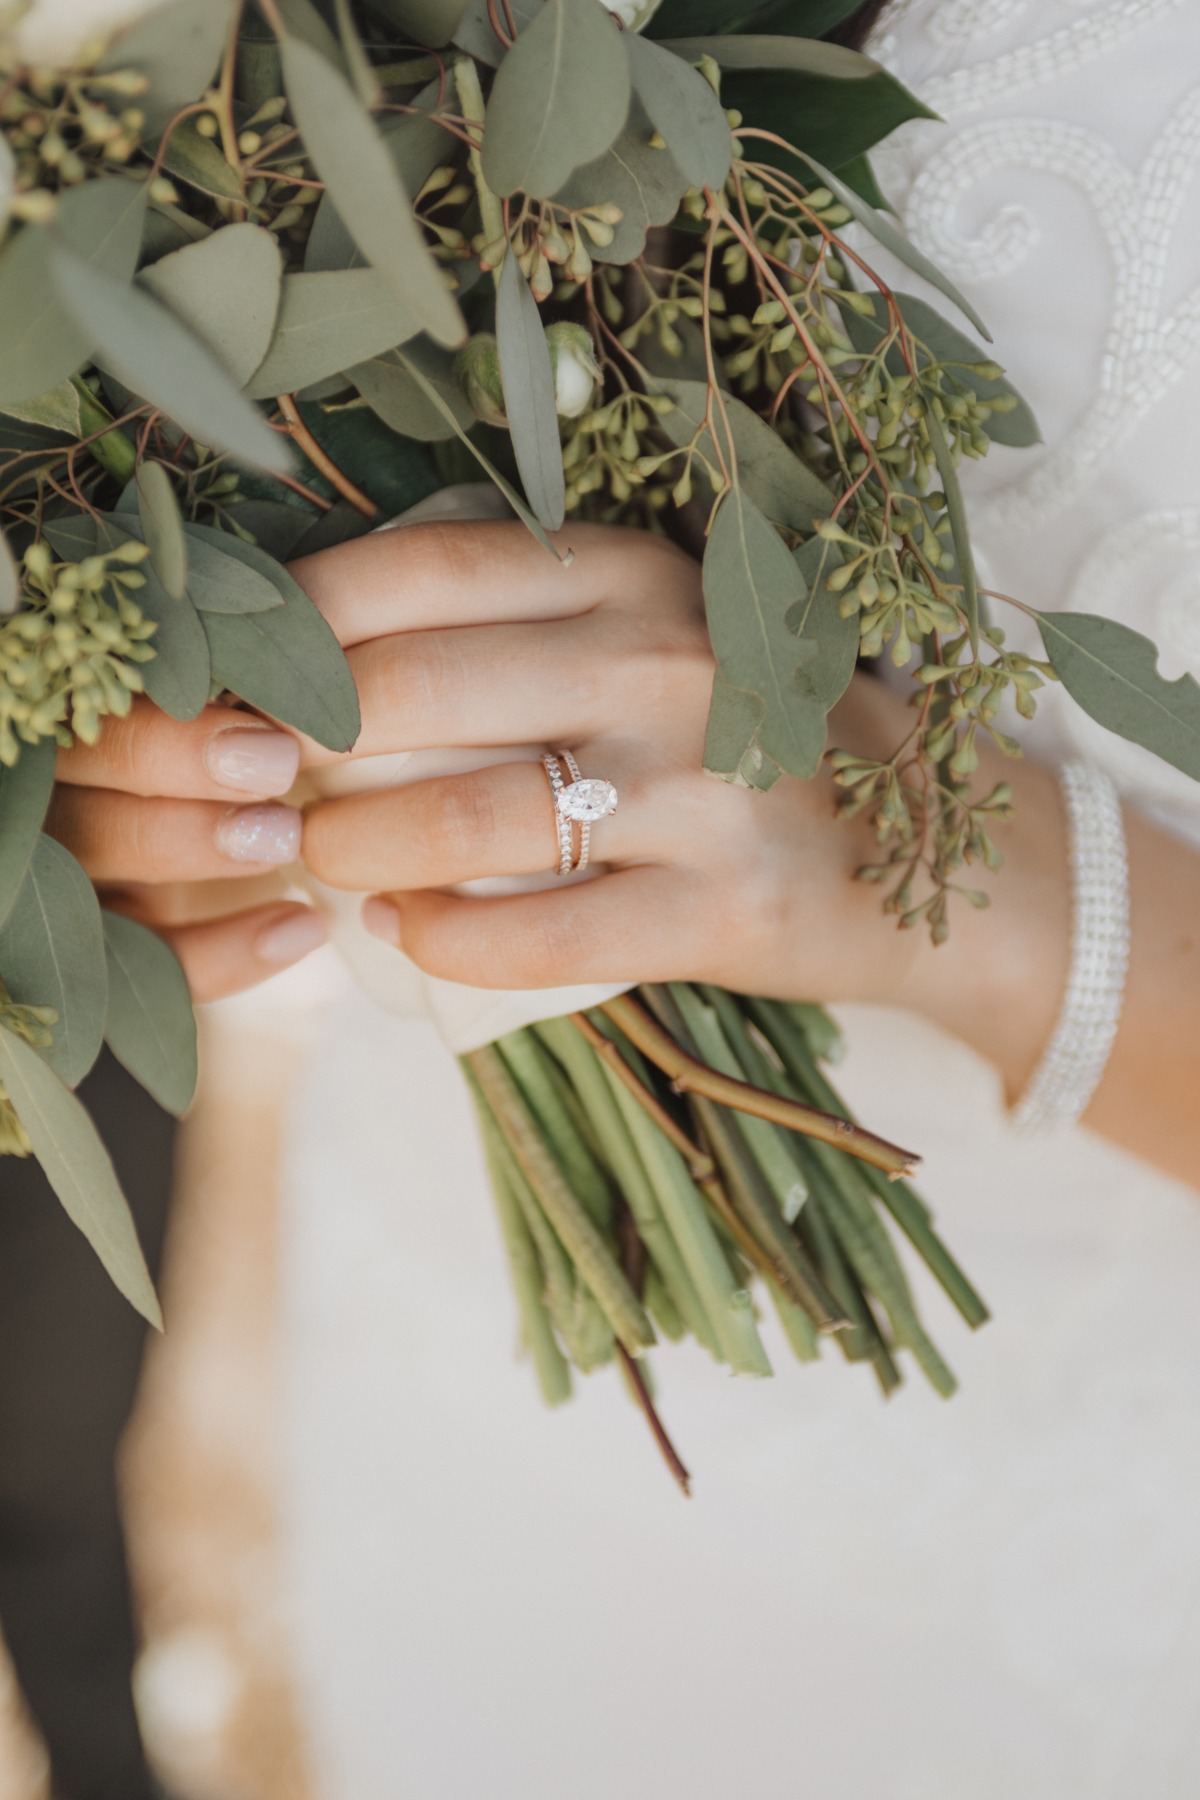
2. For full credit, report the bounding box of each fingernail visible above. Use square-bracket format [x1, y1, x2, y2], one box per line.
[215, 804, 302, 865]
[206, 727, 300, 797]
[255, 908, 328, 966]
[362, 896, 401, 947]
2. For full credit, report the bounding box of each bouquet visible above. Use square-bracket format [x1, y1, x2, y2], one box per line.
[2, 0, 1195, 1488]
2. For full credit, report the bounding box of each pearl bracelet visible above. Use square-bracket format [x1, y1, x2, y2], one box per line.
[1011, 760, 1131, 1134]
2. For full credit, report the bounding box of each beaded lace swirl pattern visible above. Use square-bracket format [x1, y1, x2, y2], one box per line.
[1012, 760, 1131, 1132]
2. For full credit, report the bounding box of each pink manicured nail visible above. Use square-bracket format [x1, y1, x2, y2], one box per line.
[206, 727, 300, 796]
[255, 909, 328, 966]
[215, 804, 302, 865]
[362, 896, 401, 947]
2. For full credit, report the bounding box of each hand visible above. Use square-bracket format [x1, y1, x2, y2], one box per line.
[294, 519, 1069, 1089]
[51, 702, 326, 1000]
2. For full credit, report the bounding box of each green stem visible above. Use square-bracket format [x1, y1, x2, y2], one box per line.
[70, 379, 136, 486]
[453, 53, 505, 276]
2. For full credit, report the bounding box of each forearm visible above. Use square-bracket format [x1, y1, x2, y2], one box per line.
[895, 750, 1200, 1187]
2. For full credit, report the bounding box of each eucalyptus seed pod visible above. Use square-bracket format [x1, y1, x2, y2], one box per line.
[454, 333, 507, 427]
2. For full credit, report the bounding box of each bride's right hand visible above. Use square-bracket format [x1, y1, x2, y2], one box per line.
[49, 701, 326, 1000]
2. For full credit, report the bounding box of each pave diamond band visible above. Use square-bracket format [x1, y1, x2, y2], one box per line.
[1011, 760, 1131, 1134]
[541, 750, 618, 875]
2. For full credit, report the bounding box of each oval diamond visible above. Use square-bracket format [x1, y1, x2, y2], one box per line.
[557, 777, 618, 823]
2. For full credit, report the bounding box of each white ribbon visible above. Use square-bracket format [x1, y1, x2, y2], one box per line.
[301, 486, 631, 1054]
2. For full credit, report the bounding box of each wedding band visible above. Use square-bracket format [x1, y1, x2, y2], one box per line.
[541, 749, 619, 875]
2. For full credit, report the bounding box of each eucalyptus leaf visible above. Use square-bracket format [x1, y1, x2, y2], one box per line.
[349, 341, 474, 441]
[663, 34, 878, 75]
[279, 36, 464, 347]
[651, 0, 860, 32]
[246, 269, 423, 399]
[0, 178, 147, 407]
[160, 115, 243, 201]
[0, 527, 17, 616]
[793, 149, 992, 341]
[791, 533, 858, 709]
[0, 738, 55, 928]
[495, 253, 565, 532]
[453, 0, 541, 63]
[0, 1023, 161, 1327]
[709, 50, 937, 173]
[378, 0, 472, 48]
[136, 459, 188, 600]
[654, 377, 833, 531]
[843, 290, 1039, 447]
[1035, 611, 1200, 782]
[102, 910, 197, 1117]
[0, 835, 107, 1088]
[0, 379, 83, 436]
[130, 561, 213, 721]
[703, 489, 826, 777]
[482, 0, 632, 200]
[333, 0, 381, 104]
[277, 0, 346, 65]
[305, 85, 458, 273]
[397, 354, 566, 558]
[138, 221, 283, 389]
[625, 32, 732, 190]
[555, 102, 690, 264]
[703, 669, 783, 791]
[920, 391, 978, 649]
[50, 246, 290, 474]
[219, 501, 315, 561]
[99, 0, 234, 132]
[88, 511, 284, 614]
[0, 134, 13, 232]
[201, 547, 361, 751]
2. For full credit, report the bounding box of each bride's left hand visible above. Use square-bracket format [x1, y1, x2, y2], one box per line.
[292, 519, 1065, 1051]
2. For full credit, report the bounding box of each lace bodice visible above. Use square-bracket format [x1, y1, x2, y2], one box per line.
[868, 0, 1200, 839]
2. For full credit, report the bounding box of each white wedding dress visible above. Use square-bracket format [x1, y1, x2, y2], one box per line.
[276, 5, 1200, 1796]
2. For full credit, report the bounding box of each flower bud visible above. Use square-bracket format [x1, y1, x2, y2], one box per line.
[546, 323, 600, 419]
[455, 333, 507, 426]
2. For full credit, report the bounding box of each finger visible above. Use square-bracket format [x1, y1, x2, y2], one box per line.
[302, 755, 659, 892]
[48, 787, 302, 884]
[56, 701, 301, 800]
[361, 867, 700, 990]
[156, 903, 329, 1002]
[289, 519, 696, 647]
[302, 610, 713, 765]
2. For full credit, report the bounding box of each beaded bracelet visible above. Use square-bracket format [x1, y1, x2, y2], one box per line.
[1011, 761, 1131, 1133]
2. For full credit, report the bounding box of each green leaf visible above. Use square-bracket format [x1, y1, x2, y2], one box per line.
[0, 178, 147, 407]
[842, 290, 1039, 447]
[280, 36, 464, 347]
[0, 527, 16, 616]
[0, 378, 83, 436]
[791, 149, 992, 341]
[333, 0, 381, 104]
[673, 37, 936, 171]
[134, 562, 213, 721]
[49, 245, 290, 474]
[703, 669, 783, 790]
[0, 1022, 161, 1326]
[920, 390, 978, 649]
[286, 395, 441, 517]
[200, 546, 361, 751]
[136, 459, 188, 599]
[1034, 611, 1200, 782]
[453, 0, 541, 62]
[0, 738, 55, 928]
[791, 533, 858, 709]
[703, 488, 826, 777]
[377, 0, 471, 49]
[397, 352, 567, 558]
[102, 910, 197, 1117]
[139, 221, 283, 389]
[86, 511, 284, 613]
[625, 32, 732, 190]
[220, 500, 315, 561]
[160, 115, 243, 200]
[348, 341, 475, 441]
[0, 134, 13, 234]
[654, 376, 833, 530]
[554, 102, 690, 264]
[495, 252, 565, 531]
[99, 0, 235, 132]
[0, 835, 107, 1087]
[482, 0, 632, 200]
[245, 270, 421, 400]
[833, 151, 891, 212]
[305, 84, 458, 273]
